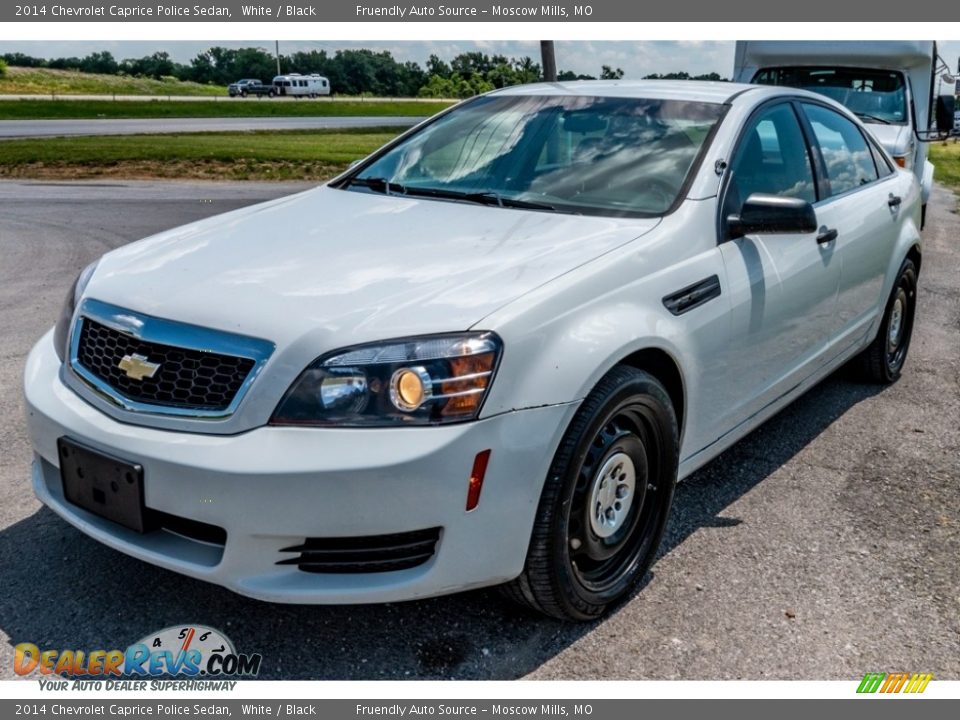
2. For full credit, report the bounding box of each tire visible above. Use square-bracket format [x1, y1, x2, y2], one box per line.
[268, 89, 276, 98]
[502, 365, 679, 621]
[240, 90, 248, 98]
[852, 258, 918, 384]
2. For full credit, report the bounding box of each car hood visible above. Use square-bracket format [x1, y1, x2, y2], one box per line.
[85, 186, 660, 349]
[862, 123, 910, 157]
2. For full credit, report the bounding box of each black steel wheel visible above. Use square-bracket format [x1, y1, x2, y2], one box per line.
[502, 365, 679, 621]
[853, 257, 918, 384]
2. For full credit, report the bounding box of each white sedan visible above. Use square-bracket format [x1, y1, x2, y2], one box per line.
[24, 81, 921, 620]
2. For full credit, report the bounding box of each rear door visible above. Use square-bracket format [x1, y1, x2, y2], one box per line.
[798, 102, 901, 353]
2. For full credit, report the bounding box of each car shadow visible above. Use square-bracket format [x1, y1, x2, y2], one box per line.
[0, 372, 882, 681]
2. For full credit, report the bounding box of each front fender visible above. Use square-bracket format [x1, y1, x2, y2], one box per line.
[477, 200, 729, 461]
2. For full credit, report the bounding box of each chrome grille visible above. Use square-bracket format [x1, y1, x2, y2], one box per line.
[76, 318, 255, 411]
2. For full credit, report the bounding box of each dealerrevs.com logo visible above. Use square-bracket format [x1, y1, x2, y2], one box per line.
[14, 625, 261, 689]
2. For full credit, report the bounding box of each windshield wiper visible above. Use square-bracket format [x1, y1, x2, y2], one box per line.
[853, 112, 891, 125]
[459, 191, 558, 212]
[400, 186, 557, 212]
[344, 179, 558, 212]
[343, 176, 407, 195]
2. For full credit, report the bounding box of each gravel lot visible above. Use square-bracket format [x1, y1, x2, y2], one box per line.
[0, 179, 957, 680]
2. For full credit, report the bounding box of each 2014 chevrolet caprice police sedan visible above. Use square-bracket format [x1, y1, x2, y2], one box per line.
[24, 81, 921, 620]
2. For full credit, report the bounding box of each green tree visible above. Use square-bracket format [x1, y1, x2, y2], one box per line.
[417, 73, 457, 98]
[600, 65, 625, 80]
[0, 59, 7, 79]
[1, 52, 47, 68]
[122, 51, 179, 80]
[557, 70, 597, 81]
[426, 54, 451, 79]
[48, 57, 82, 71]
[512, 56, 542, 84]
[79, 51, 119, 76]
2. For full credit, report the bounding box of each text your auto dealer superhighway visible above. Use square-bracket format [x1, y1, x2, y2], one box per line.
[43, 4, 231, 16]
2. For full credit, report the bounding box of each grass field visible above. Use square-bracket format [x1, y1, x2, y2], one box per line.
[0, 128, 399, 181]
[0, 99, 453, 120]
[0, 66, 223, 97]
[929, 140, 960, 196]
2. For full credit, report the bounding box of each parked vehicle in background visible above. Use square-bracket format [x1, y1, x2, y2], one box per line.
[227, 79, 275, 98]
[272, 73, 331, 98]
[734, 41, 956, 227]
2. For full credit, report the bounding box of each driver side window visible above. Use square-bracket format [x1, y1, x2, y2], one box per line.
[724, 103, 817, 221]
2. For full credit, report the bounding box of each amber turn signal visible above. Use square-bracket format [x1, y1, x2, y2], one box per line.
[466, 449, 492, 511]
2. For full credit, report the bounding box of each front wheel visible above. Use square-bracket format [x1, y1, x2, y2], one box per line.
[502, 366, 679, 621]
[852, 257, 918, 383]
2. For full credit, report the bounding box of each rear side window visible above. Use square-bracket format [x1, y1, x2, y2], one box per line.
[724, 102, 817, 218]
[801, 103, 879, 196]
[869, 140, 895, 178]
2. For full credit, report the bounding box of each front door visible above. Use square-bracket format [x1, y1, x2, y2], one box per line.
[715, 101, 841, 434]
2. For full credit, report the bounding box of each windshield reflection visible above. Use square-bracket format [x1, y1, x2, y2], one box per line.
[340, 94, 726, 217]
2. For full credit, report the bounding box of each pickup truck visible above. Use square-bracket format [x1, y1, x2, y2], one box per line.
[227, 79, 276, 98]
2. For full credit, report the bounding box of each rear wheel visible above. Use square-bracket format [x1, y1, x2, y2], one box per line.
[852, 258, 917, 383]
[502, 366, 679, 621]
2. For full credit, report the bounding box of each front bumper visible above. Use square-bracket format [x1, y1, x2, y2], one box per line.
[24, 330, 577, 604]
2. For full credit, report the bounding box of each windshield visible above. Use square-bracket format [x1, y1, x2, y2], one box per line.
[753, 67, 908, 125]
[340, 94, 726, 217]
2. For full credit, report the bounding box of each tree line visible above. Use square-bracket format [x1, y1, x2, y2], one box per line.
[0, 47, 726, 98]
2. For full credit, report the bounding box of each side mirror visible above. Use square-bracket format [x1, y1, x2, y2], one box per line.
[935, 95, 956, 133]
[727, 193, 818, 239]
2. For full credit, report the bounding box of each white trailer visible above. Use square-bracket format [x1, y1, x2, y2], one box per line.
[734, 41, 955, 227]
[272, 73, 331, 98]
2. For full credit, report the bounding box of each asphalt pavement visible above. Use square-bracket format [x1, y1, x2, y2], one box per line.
[0, 116, 425, 139]
[0, 179, 957, 680]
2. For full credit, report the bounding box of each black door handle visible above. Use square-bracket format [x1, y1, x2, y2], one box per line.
[888, 195, 902, 208]
[816, 227, 838, 245]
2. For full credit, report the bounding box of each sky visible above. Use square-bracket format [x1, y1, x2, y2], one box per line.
[2, 40, 958, 89]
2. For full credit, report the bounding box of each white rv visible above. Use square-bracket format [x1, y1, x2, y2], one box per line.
[734, 41, 955, 227]
[272, 73, 331, 98]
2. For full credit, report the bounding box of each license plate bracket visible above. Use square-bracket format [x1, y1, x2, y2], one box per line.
[58, 437, 152, 534]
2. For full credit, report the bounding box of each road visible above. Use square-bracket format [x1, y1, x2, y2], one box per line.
[0, 116, 425, 139]
[1, 180, 958, 680]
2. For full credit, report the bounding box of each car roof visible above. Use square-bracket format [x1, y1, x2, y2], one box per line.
[490, 79, 791, 105]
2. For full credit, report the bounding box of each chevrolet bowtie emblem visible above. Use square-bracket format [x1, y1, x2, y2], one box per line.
[117, 353, 160, 381]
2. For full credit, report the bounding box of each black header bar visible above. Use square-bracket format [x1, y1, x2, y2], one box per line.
[2, 0, 949, 23]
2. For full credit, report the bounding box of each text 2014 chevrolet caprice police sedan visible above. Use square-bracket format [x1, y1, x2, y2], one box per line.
[24, 82, 921, 620]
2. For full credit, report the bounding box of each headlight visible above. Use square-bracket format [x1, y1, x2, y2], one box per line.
[270, 333, 502, 427]
[53, 261, 99, 363]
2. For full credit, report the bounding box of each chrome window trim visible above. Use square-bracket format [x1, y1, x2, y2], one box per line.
[67, 298, 275, 420]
